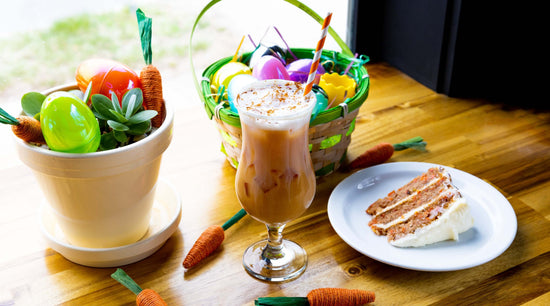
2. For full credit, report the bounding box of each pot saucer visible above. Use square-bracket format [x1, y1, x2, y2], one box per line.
[39, 178, 182, 268]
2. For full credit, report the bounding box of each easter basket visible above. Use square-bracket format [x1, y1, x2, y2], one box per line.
[190, 0, 370, 176]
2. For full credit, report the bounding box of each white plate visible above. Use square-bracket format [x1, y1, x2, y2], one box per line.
[327, 162, 517, 271]
[39, 178, 182, 268]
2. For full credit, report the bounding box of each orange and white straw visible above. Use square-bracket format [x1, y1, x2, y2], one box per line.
[304, 12, 333, 96]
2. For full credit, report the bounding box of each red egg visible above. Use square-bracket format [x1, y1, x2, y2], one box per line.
[76, 58, 141, 106]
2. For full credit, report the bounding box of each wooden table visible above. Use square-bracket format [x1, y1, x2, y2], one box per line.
[1, 62, 549, 305]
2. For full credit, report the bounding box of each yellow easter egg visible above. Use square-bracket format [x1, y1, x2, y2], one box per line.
[319, 73, 357, 108]
[212, 62, 252, 92]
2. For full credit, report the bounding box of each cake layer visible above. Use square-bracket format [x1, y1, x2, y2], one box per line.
[366, 167, 446, 215]
[365, 166, 474, 248]
[385, 190, 458, 241]
[368, 174, 450, 235]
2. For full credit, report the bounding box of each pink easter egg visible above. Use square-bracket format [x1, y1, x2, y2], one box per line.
[286, 58, 326, 83]
[252, 55, 290, 80]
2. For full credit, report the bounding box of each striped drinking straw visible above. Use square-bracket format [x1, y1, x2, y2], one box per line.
[303, 12, 333, 96]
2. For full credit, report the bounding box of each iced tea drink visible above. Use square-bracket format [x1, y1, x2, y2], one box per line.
[234, 79, 316, 282]
[235, 80, 316, 224]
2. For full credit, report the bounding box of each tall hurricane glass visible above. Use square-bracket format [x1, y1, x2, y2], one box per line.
[234, 80, 317, 282]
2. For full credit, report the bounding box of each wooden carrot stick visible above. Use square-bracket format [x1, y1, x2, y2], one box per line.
[1, 107, 45, 144]
[255, 288, 376, 306]
[183, 208, 247, 269]
[346, 136, 427, 171]
[111, 268, 167, 306]
[136, 8, 164, 128]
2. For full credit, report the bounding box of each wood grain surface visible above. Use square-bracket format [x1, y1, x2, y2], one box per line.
[1, 62, 549, 305]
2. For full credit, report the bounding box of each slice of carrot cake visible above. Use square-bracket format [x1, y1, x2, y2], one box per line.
[366, 166, 474, 247]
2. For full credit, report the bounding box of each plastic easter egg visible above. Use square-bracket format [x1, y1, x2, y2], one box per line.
[40, 91, 101, 153]
[252, 55, 290, 81]
[311, 85, 329, 119]
[286, 59, 326, 83]
[76, 58, 141, 106]
[319, 73, 357, 108]
[212, 62, 252, 92]
[249, 45, 286, 68]
[227, 74, 257, 113]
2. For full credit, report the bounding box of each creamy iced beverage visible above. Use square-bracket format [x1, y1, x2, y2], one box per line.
[234, 80, 316, 225]
[234, 79, 316, 282]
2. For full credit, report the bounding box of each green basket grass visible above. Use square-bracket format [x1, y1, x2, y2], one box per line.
[190, 0, 370, 176]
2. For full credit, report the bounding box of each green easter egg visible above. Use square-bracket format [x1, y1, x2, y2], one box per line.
[40, 91, 101, 153]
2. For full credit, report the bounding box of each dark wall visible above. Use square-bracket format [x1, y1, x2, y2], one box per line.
[347, 0, 544, 108]
[348, 0, 449, 91]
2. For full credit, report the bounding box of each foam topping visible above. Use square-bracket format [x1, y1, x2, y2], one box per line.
[235, 81, 315, 118]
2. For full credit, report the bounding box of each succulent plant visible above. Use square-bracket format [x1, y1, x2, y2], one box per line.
[91, 88, 158, 150]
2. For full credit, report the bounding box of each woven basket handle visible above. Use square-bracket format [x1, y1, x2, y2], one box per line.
[189, 0, 354, 110]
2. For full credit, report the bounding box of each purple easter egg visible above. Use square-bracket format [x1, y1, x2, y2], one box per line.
[286, 58, 326, 83]
[252, 55, 290, 80]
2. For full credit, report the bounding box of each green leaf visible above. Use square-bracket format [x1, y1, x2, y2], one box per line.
[111, 268, 142, 296]
[136, 8, 153, 65]
[393, 136, 427, 151]
[130, 88, 143, 113]
[126, 120, 150, 135]
[254, 297, 309, 306]
[100, 132, 118, 150]
[109, 109, 129, 123]
[111, 92, 122, 113]
[21, 92, 46, 117]
[107, 120, 129, 131]
[0, 107, 19, 125]
[113, 130, 128, 142]
[128, 110, 157, 124]
[125, 94, 137, 118]
[121, 88, 143, 117]
[83, 81, 93, 104]
[92, 94, 118, 121]
[222, 209, 247, 230]
[93, 110, 109, 121]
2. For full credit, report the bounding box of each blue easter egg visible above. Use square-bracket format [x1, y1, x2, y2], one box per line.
[228, 74, 258, 113]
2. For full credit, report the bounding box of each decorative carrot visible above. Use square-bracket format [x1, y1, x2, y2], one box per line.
[183, 208, 247, 269]
[183, 225, 224, 269]
[346, 136, 426, 171]
[111, 268, 167, 306]
[136, 8, 164, 128]
[255, 288, 376, 306]
[0, 107, 45, 144]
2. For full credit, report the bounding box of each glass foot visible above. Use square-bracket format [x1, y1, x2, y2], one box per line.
[242, 239, 307, 282]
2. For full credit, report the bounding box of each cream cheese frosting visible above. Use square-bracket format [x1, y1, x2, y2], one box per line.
[390, 197, 474, 247]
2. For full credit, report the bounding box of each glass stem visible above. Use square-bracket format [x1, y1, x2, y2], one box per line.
[262, 224, 286, 261]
